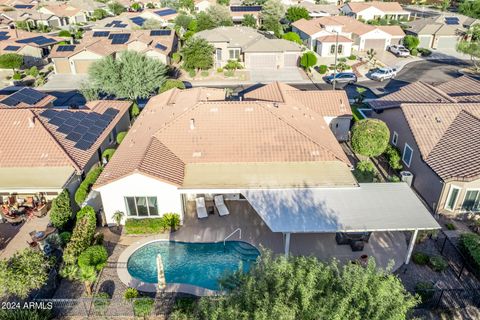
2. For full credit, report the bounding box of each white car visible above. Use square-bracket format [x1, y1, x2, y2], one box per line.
[389, 45, 410, 57]
[369, 67, 397, 82]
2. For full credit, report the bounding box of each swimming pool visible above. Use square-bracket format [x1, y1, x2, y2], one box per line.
[127, 241, 260, 290]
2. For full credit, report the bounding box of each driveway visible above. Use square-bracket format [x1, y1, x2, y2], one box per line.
[249, 67, 306, 83]
[39, 74, 88, 91]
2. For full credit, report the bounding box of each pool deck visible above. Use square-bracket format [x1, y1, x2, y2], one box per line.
[117, 200, 408, 295]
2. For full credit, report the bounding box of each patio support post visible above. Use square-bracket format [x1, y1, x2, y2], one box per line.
[405, 229, 418, 264]
[284, 232, 291, 258]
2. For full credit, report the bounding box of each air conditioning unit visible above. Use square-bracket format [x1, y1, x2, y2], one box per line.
[400, 171, 414, 187]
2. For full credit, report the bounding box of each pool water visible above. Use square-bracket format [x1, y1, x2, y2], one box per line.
[127, 241, 260, 290]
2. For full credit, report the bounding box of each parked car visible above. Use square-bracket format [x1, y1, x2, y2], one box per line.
[324, 72, 357, 84]
[369, 67, 397, 82]
[389, 45, 410, 57]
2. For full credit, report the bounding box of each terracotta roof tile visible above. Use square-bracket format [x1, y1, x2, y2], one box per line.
[346, 1, 405, 13]
[436, 76, 480, 103]
[317, 35, 353, 42]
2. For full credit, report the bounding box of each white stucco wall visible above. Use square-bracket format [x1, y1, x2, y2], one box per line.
[359, 28, 392, 50]
[316, 40, 352, 57]
[95, 173, 183, 225]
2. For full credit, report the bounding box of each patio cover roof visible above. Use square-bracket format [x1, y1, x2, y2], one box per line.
[243, 183, 440, 233]
[0, 166, 75, 192]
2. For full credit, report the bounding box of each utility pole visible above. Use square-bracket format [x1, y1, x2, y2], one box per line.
[332, 31, 339, 91]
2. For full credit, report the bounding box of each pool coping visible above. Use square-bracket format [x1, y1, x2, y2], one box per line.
[116, 235, 256, 296]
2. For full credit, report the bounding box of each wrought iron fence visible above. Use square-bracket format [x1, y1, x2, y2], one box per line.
[415, 288, 480, 310]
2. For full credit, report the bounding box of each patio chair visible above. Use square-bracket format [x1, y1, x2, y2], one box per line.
[214, 195, 230, 217]
[195, 197, 208, 219]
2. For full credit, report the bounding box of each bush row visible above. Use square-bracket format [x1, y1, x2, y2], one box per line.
[460, 233, 480, 270]
[75, 166, 103, 206]
[412, 251, 448, 272]
[125, 213, 181, 234]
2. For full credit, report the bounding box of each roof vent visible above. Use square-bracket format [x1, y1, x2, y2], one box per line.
[190, 118, 195, 130]
[28, 116, 35, 128]
[435, 116, 442, 123]
[192, 151, 202, 157]
[273, 102, 279, 108]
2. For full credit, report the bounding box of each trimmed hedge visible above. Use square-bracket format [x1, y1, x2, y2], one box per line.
[50, 189, 73, 229]
[415, 281, 434, 302]
[460, 233, 480, 270]
[383, 145, 403, 171]
[116, 131, 127, 144]
[318, 65, 328, 74]
[412, 251, 429, 265]
[102, 148, 116, 162]
[428, 255, 448, 272]
[63, 206, 97, 265]
[125, 213, 181, 234]
[78, 245, 108, 271]
[75, 166, 103, 206]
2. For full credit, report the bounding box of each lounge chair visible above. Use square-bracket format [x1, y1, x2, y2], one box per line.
[195, 197, 208, 219]
[214, 195, 230, 217]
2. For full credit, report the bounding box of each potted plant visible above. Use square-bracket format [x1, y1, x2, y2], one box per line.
[112, 211, 124, 230]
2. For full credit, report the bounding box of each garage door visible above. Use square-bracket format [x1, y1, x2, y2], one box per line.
[390, 38, 402, 46]
[246, 54, 276, 69]
[284, 53, 299, 67]
[74, 60, 95, 74]
[363, 39, 386, 51]
[435, 36, 459, 50]
[54, 58, 71, 74]
[419, 36, 433, 49]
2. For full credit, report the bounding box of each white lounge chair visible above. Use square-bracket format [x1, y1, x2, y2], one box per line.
[214, 195, 230, 217]
[195, 197, 208, 219]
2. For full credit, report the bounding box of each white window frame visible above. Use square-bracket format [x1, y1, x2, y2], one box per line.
[392, 131, 398, 146]
[460, 189, 480, 213]
[229, 49, 240, 60]
[124, 196, 159, 217]
[445, 185, 461, 211]
[402, 143, 413, 167]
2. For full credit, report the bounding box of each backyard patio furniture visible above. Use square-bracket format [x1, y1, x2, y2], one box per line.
[214, 195, 230, 217]
[196, 197, 208, 219]
[336, 232, 371, 245]
[350, 240, 365, 252]
[30, 226, 56, 242]
[33, 203, 48, 218]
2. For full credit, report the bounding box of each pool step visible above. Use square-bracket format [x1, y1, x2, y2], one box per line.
[232, 246, 259, 261]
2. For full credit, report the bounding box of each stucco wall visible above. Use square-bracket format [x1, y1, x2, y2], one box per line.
[316, 40, 353, 57]
[438, 178, 480, 216]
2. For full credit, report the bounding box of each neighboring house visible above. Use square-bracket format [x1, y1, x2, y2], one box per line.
[0, 93, 131, 198]
[407, 13, 479, 50]
[68, 0, 107, 20]
[229, 5, 261, 24]
[49, 29, 177, 74]
[371, 76, 480, 216]
[93, 83, 439, 262]
[92, 9, 177, 30]
[0, 9, 62, 29]
[340, 1, 410, 21]
[195, 26, 301, 69]
[194, 0, 215, 12]
[292, 16, 404, 56]
[297, 2, 340, 18]
[38, 4, 88, 26]
[0, 29, 62, 66]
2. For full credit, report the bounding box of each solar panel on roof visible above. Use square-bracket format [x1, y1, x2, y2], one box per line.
[14, 4, 34, 8]
[57, 124, 74, 134]
[111, 34, 130, 44]
[230, 6, 262, 12]
[82, 132, 98, 143]
[54, 111, 71, 120]
[0, 31, 7, 35]
[57, 45, 76, 52]
[93, 31, 110, 37]
[155, 43, 167, 50]
[16, 36, 57, 46]
[104, 108, 119, 117]
[73, 124, 89, 133]
[445, 17, 459, 25]
[155, 8, 177, 16]
[74, 140, 92, 151]
[65, 132, 82, 143]
[0, 88, 47, 106]
[150, 29, 171, 36]
[4, 45, 20, 51]
[64, 118, 80, 127]
[0, 36, 10, 41]
[130, 16, 146, 26]
[49, 117, 66, 126]
[40, 109, 58, 118]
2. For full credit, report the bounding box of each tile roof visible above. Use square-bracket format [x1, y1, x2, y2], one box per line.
[377, 25, 405, 37]
[195, 26, 265, 49]
[95, 85, 352, 188]
[436, 76, 480, 103]
[401, 103, 480, 181]
[0, 29, 62, 50]
[317, 34, 353, 42]
[345, 1, 405, 13]
[41, 4, 82, 17]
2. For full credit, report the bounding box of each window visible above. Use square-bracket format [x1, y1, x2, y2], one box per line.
[229, 49, 240, 60]
[124, 196, 159, 216]
[392, 131, 398, 146]
[445, 186, 461, 211]
[462, 190, 480, 212]
[338, 44, 343, 54]
[330, 44, 335, 54]
[402, 143, 413, 167]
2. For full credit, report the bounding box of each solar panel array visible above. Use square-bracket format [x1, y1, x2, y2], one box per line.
[155, 9, 177, 16]
[109, 33, 130, 44]
[14, 4, 34, 8]
[150, 29, 171, 36]
[1, 88, 47, 107]
[445, 17, 459, 25]
[130, 16, 146, 26]
[230, 6, 262, 12]
[93, 31, 110, 37]
[57, 45, 76, 52]
[155, 43, 167, 50]
[4, 45, 20, 51]
[0, 31, 10, 41]
[39, 108, 119, 151]
[105, 20, 128, 28]
[16, 36, 57, 46]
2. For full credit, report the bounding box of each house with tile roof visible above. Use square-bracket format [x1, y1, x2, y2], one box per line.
[371, 76, 480, 216]
[340, 1, 410, 22]
[91, 9, 177, 30]
[195, 26, 301, 69]
[292, 15, 404, 56]
[0, 8, 63, 29]
[37, 3, 87, 26]
[49, 29, 177, 74]
[0, 97, 132, 199]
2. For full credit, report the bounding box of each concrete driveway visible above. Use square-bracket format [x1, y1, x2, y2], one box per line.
[39, 74, 88, 91]
[249, 67, 306, 83]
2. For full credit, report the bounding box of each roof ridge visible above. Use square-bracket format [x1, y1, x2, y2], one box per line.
[421, 81, 457, 103]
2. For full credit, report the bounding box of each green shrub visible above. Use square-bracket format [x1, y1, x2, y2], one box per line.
[76, 205, 96, 222]
[403, 35, 419, 51]
[188, 69, 196, 77]
[116, 131, 127, 144]
[351, 119, 390, 157]
[29, 66, 39, 77]
[201, 70, 209, 77]
[428, 255, 448, 272]
[412, 251, 429, 265]
[445, 222, 456, 230]
[172, 52, 181, 64]
[130, 101, 140, 119]
[78, 245, 108, 271]
[460, 233, 480, 270]
[216, 67, 223, 73]
[58, 30, 71, 37]
[318, 65, 328, 74]
[348, 54, 356, 60]
[125, 218, 166, 234]
[417, 48, 432, 57]
[163, 213, 181, 230]
[59, 231, 72, 246]
[133, 298, 154, 317]
[415, 281, 434, 302]
[50, 189, 72, 229]
[63, 206, 96, 265]
[102, 148, 116, 161]
[411, 48, 418, 56]
[383, 145, 403, 171]
[75, 166, 103, 206]
[0, 308, 53, 320]
[124, 287, 139, 300]
[388, 175, 401, 182]
[224, 70, 234, 77]
[338, 57, 347, 63]
[12, 72, 21, 80]
[353, 160, 378, 183]
[160, 79, 185, 93]
[300, 51, 317, 69]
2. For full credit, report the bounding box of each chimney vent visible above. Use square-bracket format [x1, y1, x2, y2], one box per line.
[273, 103, 279, 108]
[190, 118, 195, 130]
[28, 116, 35, 128]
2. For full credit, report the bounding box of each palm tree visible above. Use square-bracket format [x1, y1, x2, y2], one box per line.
[112, 211, 125, 229]
[79, 266, 97, 296]
[59, 264, 79, 281]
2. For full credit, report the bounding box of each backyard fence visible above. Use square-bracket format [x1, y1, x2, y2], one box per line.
[415, 288, 480, 310]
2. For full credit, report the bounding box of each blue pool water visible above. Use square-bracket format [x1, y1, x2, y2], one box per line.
[127, 241, 260, 290]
